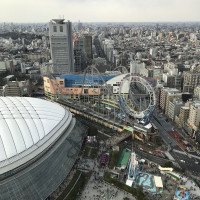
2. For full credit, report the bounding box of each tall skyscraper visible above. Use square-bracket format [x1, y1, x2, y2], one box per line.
[77, 20, 83, 31]
[83, 34, 93, 59]
[49, 19, 74, 74]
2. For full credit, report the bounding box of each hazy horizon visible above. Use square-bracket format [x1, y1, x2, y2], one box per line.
[1, 0, 200, 23]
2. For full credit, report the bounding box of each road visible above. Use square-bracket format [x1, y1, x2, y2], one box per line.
[53, 98, 200, 176]
[152, 114, 200, 176]
[152, 117, 176, 147]
[170, 150, 200, 176]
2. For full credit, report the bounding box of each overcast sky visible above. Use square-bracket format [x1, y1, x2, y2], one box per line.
[1, 0, 200, 23]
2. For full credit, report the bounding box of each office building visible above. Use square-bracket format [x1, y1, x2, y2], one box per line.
[74, 37, 86, 72]
[49, 19, 74, 74]
[77, 21, 82, 31]
[84, 34, 92, 59]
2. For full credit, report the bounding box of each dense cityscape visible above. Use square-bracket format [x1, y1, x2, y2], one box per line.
[1, 11, 200, 200]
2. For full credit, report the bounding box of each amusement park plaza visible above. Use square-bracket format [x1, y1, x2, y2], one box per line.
[42, 67, 200, 200]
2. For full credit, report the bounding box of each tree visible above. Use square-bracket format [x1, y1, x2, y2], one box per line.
[87, 126, 97, 136]
[163, 161, 173, 168]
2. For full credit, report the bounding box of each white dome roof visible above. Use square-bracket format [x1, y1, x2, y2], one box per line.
[0, 97, 72, 174]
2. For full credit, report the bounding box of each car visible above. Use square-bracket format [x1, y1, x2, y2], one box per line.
[180, 160, 185, 163]
[195, 161, 199, 165]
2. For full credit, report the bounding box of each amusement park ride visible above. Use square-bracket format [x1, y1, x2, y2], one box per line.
[49, 65, 159, 129]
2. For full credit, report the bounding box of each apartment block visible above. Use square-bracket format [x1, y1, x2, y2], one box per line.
[168, 99, 184, 121]
[179, 106, 190, 128]
[183, 71, 200, 93]
[160, 88, 180, 112]
[187, 102, 200, 131]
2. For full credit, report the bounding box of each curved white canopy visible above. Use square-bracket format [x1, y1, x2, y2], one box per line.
[0, 97, 71, 172]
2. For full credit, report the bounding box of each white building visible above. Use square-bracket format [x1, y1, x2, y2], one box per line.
[130, 61, 146, 75]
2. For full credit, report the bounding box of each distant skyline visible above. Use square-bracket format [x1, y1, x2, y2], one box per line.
[1, 0, 200, 23]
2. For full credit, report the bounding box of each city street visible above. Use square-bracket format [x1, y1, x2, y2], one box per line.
[170, 151, 200, 176]
[152, 118, 176, 147]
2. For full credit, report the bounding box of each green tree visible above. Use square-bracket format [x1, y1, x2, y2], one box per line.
[87, 126, 97, 136]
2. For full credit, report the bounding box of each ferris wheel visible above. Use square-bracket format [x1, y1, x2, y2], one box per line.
[118, 73, 158, 125]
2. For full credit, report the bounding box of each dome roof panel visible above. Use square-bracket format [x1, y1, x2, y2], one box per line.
[0, 97, 69, 169]
[5, 119, 26, 154]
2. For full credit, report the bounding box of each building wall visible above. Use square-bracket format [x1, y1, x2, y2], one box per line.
[44, 77, 101, 99]
[160, 88, 180, 112]
[179, 106, 190, 128]
[165, 93, 182, 115]
[160, 89, 167, 111]
[183, 71, 200, 93]
[194, 86, 200, 100]
[84, 34, 92, 59]
[188, 103, 200, 131]
[168, 100, 183, 121]
[3, 81, 21, 96]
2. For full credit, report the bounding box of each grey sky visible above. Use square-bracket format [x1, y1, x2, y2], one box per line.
[1, 0, 200, 23]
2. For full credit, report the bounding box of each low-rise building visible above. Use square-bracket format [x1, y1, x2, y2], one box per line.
[2, 80, 30, 97]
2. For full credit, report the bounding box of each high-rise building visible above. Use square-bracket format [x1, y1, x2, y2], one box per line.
[83, 34, 92, 59]
[49, 19, 74, 74]
[74, 37, 86, 72]
[77, 20, 83, 31]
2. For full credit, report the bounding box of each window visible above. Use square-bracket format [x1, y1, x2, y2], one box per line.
[53, 26, 57, 32]
[60, 26, 63, 32]
[84, 89, 88, 94]
[60, 81, 64, 85]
